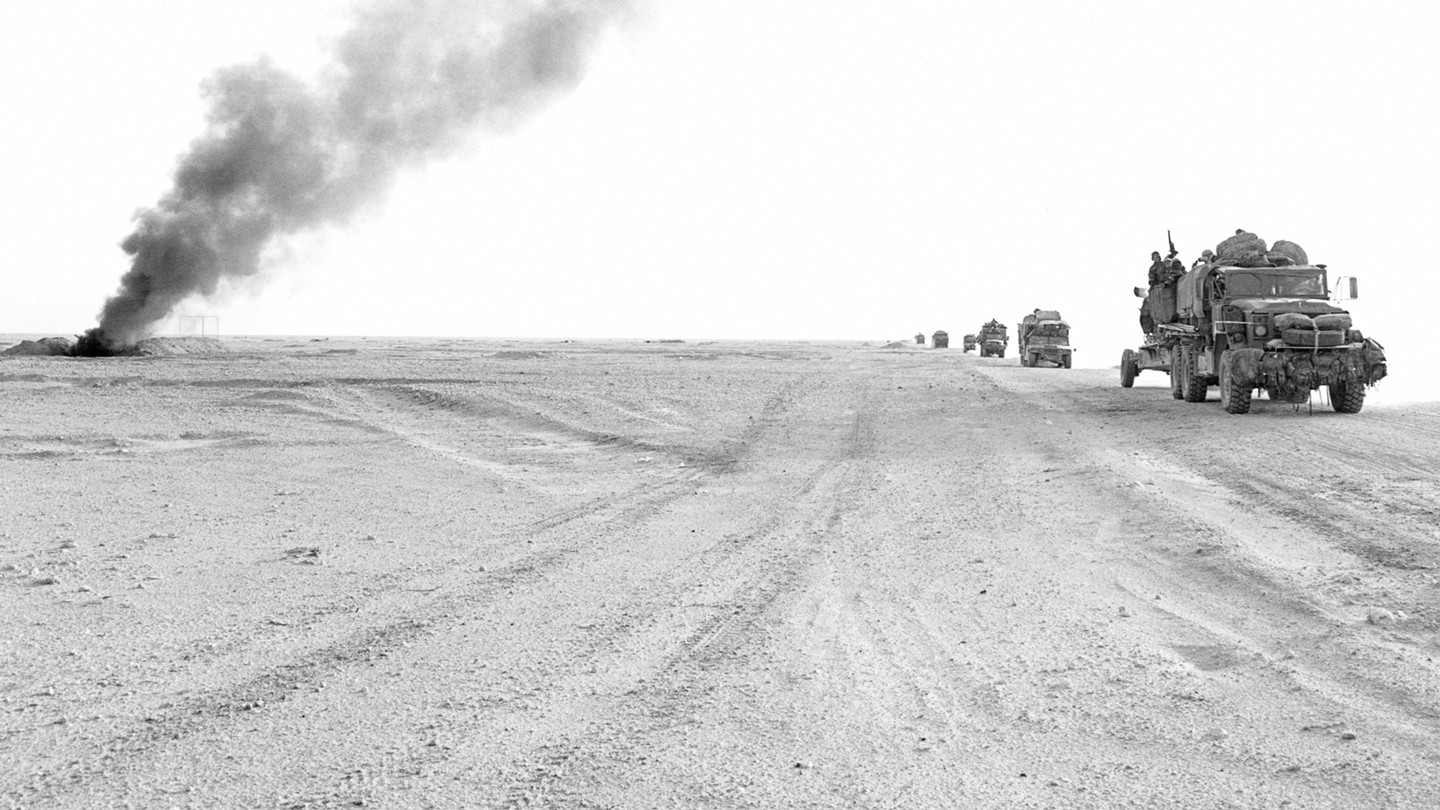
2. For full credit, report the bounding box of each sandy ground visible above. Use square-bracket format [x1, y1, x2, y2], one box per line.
[2, 337, 1438, 809]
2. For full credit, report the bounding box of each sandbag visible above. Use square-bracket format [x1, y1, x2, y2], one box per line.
[1269, 240, 1309, 266]
[1313, 313, 1352, 331]
[1216, 232, 1268, 265]
[1274, 313, 1315, 331]
[1032, 310, 1061, 322]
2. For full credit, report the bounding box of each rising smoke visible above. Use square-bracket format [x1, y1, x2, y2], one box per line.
[84, 0, 631, 352]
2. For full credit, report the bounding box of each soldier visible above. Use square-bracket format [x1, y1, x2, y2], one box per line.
[1165, 256, 1186, 282]
[1148, 251, 1167, 286]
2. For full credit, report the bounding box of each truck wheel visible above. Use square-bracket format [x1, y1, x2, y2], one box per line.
[1219, 354, 1252, 414]
[1062, 354, 1072, 369]
[1169, 366, 1183, 399]
[1177, 347, 1190, 399]
[1182, 347, 1208, 403]
[1120, 349, 1136, 387]
[1330, 381, 1366, 413]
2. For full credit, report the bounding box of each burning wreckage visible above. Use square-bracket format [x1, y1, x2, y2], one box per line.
[52, 1, 631, 357]
[1119, 232, 1387, 413]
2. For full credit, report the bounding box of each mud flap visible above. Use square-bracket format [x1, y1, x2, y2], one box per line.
[1225, 348, 1265, 388]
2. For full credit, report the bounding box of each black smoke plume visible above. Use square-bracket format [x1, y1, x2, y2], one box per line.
[84, 0, 631, 353]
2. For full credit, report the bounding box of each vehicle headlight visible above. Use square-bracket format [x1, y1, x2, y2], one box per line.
[1254, 324, 1268, 337]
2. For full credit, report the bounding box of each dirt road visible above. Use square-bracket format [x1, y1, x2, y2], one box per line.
[3, 338, 1438, 808]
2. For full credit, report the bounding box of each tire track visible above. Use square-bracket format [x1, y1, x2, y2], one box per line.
[488, 402, 875, 808]
[4, 459, 719, 807]
[6, 372, 815, 808]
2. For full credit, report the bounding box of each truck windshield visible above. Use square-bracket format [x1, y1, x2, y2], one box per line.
[1223, 271, 1326, 297]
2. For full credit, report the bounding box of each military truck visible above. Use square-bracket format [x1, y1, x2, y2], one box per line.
[932, 330, 949, 348]
[1017, 310, 1073, 368]
[1124, 259, 1387, 413]
[962, 334, 977, 353]
[977, 321, 1008, 358]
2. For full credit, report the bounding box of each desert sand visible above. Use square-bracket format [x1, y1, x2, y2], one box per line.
[2, 337, 1438, 808]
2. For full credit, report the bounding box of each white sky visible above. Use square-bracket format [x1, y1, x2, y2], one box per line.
[2, 1, 1438, 400]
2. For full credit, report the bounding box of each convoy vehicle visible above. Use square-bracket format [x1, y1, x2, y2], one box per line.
[1121, 260, 1387, 413]
[977, 321, 1008, 358]
[932, 330, 949, 348]
[1017, 310, 1073, 368]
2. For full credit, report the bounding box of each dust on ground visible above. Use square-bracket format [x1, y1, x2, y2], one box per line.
[2, 338, 1437, 808]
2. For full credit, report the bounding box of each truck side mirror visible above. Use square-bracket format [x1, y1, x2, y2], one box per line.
[1332, 276, 1360, 301]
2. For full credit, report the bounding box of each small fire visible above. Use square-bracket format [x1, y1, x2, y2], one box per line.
[86, 0, 632, 346]
[70, 328, 119, 357]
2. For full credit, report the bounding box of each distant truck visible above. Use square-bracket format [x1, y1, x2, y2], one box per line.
[977, 321, 1008, 358]
[1017, 310, 1073, 368]
[1120, 259, 1387, 413]
[932, 330, 949, 348]
[962, 334, 977, 353]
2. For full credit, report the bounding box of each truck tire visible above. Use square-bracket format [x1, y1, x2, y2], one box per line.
[1219, 354, 1252, 414]
[1062, 354, 1072, 369]
[1330, 381, 1366, 413]
[1181, 346, 1208, 403]
[1173, 346, 1188, 399]
[1119, 349, 1136, 387]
